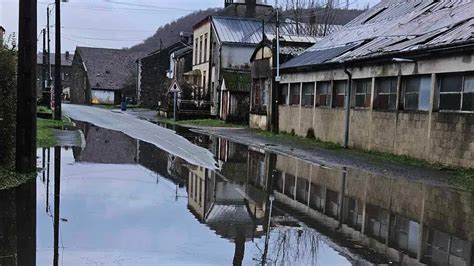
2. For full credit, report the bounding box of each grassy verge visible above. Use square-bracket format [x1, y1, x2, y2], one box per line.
[0, 168, 36, 190]
[37, 105, 52, 114]
[37, 118, 73, 148]
[252, 128, 474, 192]
[157, 117, 245, 128]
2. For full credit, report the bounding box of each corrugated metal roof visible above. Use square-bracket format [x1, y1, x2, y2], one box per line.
[282, 42, 359, 69]
[282, 0, 474, 69]
[212, 16, 334, 45]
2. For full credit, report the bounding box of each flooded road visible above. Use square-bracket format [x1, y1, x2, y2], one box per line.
[1, 117, 473, 265]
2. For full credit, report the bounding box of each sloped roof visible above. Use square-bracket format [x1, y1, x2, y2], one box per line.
[77, 47, 142, 91]
[282, 0, 474, 69]
[37, 53, 74, 66]
[212, 16, 335, 45]
[222, 70, 251, 92]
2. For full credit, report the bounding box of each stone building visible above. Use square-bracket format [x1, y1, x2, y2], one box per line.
[138, 42, 189, 109]
[276, 0, 474, 168]
[36, 52, 73, 101]
[249, 34, 318, 130]
[70, 47, 140, 105]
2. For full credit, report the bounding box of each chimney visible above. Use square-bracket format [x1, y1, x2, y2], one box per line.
[224, 0, 233, 7]
[246, 0, 257, 18]
[65, 51, 70, 61]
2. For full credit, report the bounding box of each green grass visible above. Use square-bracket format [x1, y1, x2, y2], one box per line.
[37, 105, 52, 114]
[0, 167, 36, 190]
[37, 118, 72, 148]
[157, 117, 245, 128]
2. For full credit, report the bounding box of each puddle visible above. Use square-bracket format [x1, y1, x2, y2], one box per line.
[0, 120, 473, 265]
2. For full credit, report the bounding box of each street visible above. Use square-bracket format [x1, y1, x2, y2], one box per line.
[63, 104, 217, 170]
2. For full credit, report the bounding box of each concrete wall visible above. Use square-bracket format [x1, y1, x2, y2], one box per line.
[249, 113, 267, 130]
[279, 53, 474, 168]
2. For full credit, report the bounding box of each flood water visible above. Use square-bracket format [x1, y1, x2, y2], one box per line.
[1, 121, 473, 265]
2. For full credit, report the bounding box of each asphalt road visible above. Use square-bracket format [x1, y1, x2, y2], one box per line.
[62, 104, 217, 169]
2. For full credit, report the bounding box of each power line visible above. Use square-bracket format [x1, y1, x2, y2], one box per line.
[62, 33, 144, 42]
[39, 1, 195, 14]
[61, 26, 156, 33]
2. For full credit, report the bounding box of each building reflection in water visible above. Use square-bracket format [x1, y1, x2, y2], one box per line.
[70, 121, 473, 265]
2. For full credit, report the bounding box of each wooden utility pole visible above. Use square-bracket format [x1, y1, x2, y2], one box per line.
[42, 29, 47, 92]
[16, 0, 37, 173]
[54, 0, 62, 120]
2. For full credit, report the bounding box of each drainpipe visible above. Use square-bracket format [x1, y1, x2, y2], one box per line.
[343, 66, 352, 149]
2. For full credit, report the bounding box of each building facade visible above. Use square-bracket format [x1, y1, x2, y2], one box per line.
[249, 35, 318, 130]
[276, 0, 474, 168]
[70, 47, 140, 105]
[36, 52, 73, 101]
[0, 26, 5, 45]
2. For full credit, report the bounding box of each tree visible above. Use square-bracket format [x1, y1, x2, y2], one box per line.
[0, 38, 17, 167]
[283, 0, 344, 37]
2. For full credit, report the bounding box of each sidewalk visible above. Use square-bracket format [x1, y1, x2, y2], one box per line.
[127, 108, 468, 190]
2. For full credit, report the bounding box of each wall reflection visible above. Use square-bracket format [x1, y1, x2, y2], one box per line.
[70, 121, 474, 265]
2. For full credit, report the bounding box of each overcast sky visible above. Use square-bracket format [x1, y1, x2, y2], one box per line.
[1, 0, 379, 53]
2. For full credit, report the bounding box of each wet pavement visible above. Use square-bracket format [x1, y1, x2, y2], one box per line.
[0, 106, 473, 265]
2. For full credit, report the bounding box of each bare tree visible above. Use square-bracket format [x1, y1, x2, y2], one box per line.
[283, 0, 342, 37]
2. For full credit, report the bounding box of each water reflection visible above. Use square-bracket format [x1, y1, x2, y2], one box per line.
[1, 120, 472, 265]
[0, 179, 36, 265]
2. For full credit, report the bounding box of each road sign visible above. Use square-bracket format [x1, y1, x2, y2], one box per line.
[169, 80, 181, 93]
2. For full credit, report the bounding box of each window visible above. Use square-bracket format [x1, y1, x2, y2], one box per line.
[425, 228, 470, 266]
[376, 77, 398, 110]
[334, 80, 347, 107]
[439, 73, 474, 111]
[325, 189, 339, 218]
[284, 174, 296, 198]
[296, 177, 309, 204]
[279, 84, 289, 105]
[204, 33, 208, 62]
[390, 215, 420, 255]
[344, 197, 363, 229]
[252, 78, 269, 111]
[354, 79, 372, 108]
[316, 81, 331, 107]
[365, 204, 389, 242]
[199, 36, 203, 64]
[309, 184, 324, 211]
[289, 83, 300, 105]
[302, 82, 315, 107]
[202, 71, 207, 92]
[275, 171, 284, 193]
[194, 38, 198, 65]
[402, 75, 431, 111]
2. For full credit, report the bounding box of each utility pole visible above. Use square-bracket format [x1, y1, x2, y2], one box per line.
[47, 7, 51, 88]
[271, 0, 281, 134]
[42, 29, 47, 92]
[54, 0, 62, 120]
[16, 0, 37, 173]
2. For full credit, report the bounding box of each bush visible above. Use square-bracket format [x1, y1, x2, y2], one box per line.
[0, 44, 17, 167]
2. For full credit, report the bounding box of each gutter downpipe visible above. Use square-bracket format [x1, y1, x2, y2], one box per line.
[343, 66, 352, 149]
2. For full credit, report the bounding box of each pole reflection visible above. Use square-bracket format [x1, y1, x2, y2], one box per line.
[53, 146, 61, 266]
